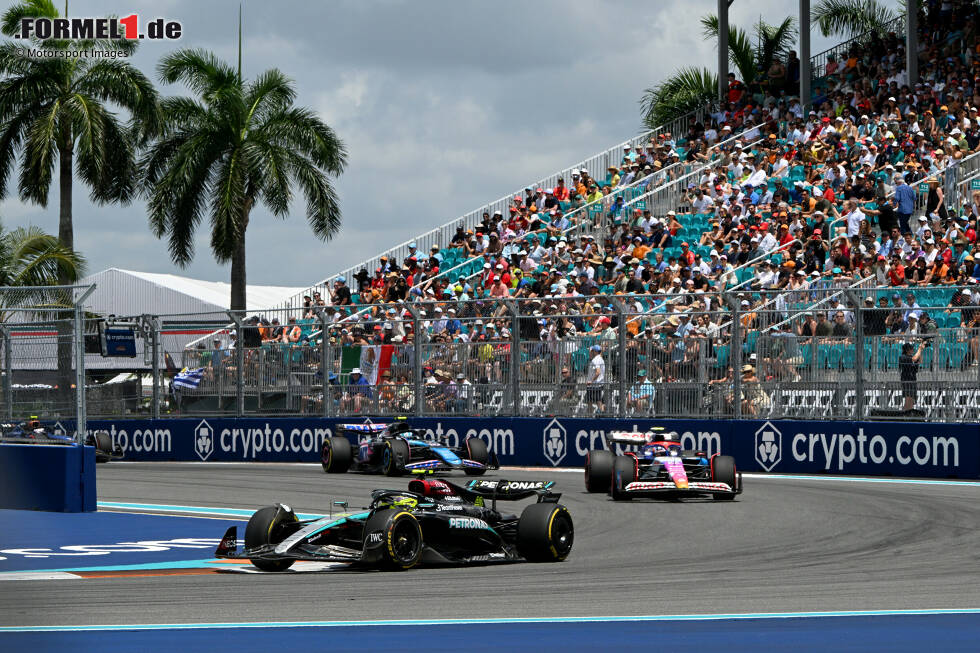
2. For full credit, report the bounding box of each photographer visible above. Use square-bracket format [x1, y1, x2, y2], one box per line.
[899, 341, 926, 412]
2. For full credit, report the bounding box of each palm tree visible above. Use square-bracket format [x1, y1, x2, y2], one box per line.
[641, 14, 797, 129]
[0, 220, 85, 320]
[141, 49, 347, 311]
[811, 0, 900, 39]
[0, 0, 160, 283]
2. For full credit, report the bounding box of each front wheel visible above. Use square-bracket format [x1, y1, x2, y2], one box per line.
[321, 436, 352, 473]
[244, 505, 300, 571]
[362, 509, 423, 570]
[610, 455, 636, 501]
[464, 437, 488, 476]
[711, 455, 737, 501]
[383, 439, 409, 476]
[584, 449, 614, 493]
[517, 503, 574, 562]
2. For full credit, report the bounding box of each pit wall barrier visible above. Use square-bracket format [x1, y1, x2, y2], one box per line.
[0, 444, 97, 512]
[48, 418, 980, 479]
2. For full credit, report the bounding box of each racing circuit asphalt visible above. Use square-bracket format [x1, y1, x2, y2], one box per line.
[4, 463, 980, 626]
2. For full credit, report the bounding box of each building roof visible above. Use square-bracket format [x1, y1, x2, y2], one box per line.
[79, 268, 307, 317]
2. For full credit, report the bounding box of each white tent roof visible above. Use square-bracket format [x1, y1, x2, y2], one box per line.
[79, 268, 307, 317]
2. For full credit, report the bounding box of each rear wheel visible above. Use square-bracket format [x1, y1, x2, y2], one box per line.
[383, 439, 409, 476]
[321, 436, 352, 473]
[711, 455, 737, 501]
[610, 455, 636, 501]
[244, 505, 299, 571]
[464, 437, 488, 476]
[517, 503, 574, 562]
[584, 449, 614, 493]
[363, 509, 423, 570]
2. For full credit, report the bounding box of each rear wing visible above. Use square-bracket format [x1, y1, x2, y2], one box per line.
[605, 427, 676, 446]
[464, 479, 559, 503]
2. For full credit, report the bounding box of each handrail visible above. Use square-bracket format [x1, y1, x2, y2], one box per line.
[764, 275, 876, 333]
[725, 238, 803, 292]
[808, 15, 906, 87]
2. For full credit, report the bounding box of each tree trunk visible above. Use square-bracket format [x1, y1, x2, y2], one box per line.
[229, 201, 252, 312]
[56, 141, 74, 417]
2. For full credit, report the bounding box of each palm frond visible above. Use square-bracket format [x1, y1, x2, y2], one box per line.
[641, 67, 717, 129]
[812, 0, 898, 39]
[1, 0, 58, 37]
[757, 17, 798, 71]
[699, 13, 758, 84]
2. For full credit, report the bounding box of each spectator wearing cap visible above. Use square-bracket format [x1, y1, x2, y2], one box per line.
[893, 175, 916, 233]
[342, 367, 372, 413]
[587, 345, 606, 413]
[627, 369, 656, 414]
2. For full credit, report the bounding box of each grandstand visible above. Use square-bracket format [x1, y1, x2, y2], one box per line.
[165, 2, 980, 423]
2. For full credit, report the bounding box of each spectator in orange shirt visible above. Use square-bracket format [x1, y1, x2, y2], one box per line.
[553, 178, 570, 201]
[679, 242, 695, 266]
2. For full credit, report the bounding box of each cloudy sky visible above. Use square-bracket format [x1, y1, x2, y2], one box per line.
[1, 0, 859, 289]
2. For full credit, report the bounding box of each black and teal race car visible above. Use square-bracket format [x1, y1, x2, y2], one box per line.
[321, 421, 497, 476]
[214, 478, 573, 571]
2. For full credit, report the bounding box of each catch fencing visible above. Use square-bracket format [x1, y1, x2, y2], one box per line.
[6, 285, 977, 424]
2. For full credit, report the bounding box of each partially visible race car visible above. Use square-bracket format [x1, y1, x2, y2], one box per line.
[214, 478, 573, 571]
[1, 419, 122, 463]
[584, 430, 740, 501]
[321, 420, 497, 476]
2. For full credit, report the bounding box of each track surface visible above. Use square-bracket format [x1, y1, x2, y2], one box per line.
[4, 463, 980, 626]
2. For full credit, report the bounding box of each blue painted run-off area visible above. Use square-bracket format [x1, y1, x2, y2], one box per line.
[4, 613, 980, 653]
[0, 509, 241, 572]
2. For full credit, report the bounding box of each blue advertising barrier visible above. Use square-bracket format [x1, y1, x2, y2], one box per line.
[0, 444, 97, 512]
[47, 417, 980, 479]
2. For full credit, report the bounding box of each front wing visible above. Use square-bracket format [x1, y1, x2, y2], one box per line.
[621, 475, 742, 498]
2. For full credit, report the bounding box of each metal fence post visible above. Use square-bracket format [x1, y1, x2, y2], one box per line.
[73, 286, 95, 440]
[403, 304, 422, 418]
[614, 298, 626, 418]
[227, 312, 245, 418]
[506, 300, 520, 416]
[1, 327, 11, 420]
[854, 303, 865, 420]
[315, 310, 330, 418]
[149, 316, 161, 419]
[730, 293, 742, 419]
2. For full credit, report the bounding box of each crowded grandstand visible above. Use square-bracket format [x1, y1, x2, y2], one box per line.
[169, 4, 979, 421]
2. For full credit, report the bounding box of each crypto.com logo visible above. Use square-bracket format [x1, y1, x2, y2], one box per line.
[13, 15, 182, 41]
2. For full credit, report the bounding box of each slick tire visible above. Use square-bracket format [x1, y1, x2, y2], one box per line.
[93, 431, 112, 464]
[464, 437, 489, 476]
[321, 436, 352, 473]
[383, 439, 409, 477]
[711, 455, 737, 501]
[584, 449, 614, 493]
[610, 455, 636, 501]
[244, 505, 299, 572]
[363, 509, 423, 570]
[517, 503, 574, 562]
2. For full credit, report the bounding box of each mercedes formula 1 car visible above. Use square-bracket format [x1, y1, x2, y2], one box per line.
[321, 420, 497, 476]
[1, 420, 123, 463]
[214, 478, 573, 571]
[584, 430, 741, 501]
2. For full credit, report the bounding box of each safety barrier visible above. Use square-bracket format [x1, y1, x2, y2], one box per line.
[0, 443, 96, 512]
[52, 417, 980, 479]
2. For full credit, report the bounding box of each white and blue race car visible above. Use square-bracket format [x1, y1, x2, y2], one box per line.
[321, 420, 497, 476]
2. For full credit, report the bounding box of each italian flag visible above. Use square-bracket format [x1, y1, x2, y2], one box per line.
[340, 345, 393, 385]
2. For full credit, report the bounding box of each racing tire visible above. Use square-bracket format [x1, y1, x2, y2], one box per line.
[382, 439, 409, 477]
[711, 455, 737, 501]
[517, 503, 574, 562]
[244, 505, 300, 572]
[321, 436, 352, 473]
[93, 431, 112, 463]
[584, 449, 614, 493]
[464, 437, 489, 476]
[363, 509, 423, 570]
[610, 455, 636, 501]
